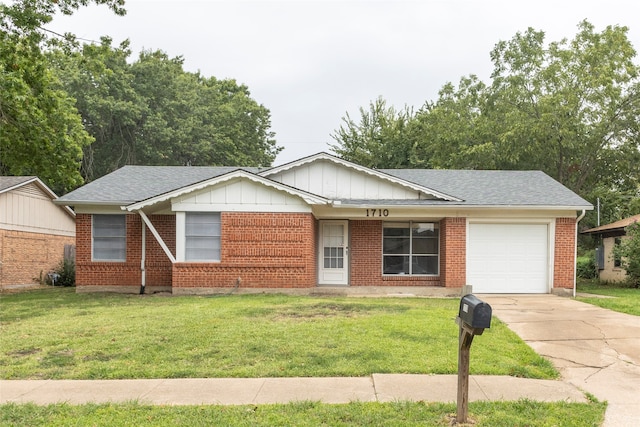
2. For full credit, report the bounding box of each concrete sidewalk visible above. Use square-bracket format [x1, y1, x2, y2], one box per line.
[0, 374, 586, 406]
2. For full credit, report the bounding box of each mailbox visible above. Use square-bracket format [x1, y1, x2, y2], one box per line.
[458, 294, 492, 329]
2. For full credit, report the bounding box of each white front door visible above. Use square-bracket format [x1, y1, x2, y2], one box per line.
[318, 220, 349, 285]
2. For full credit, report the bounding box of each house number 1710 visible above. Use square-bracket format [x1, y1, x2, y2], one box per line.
[366, 209, 389, 217]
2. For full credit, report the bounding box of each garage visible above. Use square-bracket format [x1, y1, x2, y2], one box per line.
[467, 223, 550, 293]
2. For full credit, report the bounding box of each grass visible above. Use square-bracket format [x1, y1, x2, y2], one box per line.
[576, 279, 640, 316]
[0, 288, 557, 380]
[0, 400, 606, 427]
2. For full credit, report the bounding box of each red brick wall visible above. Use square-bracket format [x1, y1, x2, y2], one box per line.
[350, 220, 441, 286]
[173, 212, 316, 289]
[76, 214, 174, 289]
[440, 217, 466, 288]
[554, 217, 576, 289]
[0, 230, 74, 286]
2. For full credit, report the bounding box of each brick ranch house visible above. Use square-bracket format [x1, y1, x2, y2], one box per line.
[55, 153, 592, 295]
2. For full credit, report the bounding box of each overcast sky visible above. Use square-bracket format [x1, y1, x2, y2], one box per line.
[48, 0, 640, 165]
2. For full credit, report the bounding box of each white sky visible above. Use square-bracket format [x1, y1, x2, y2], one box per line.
[48, 0, 640, 165]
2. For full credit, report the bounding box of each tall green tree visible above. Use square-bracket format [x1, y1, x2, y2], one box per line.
[47, 37, 143, 182]
[332, 21, 640, 199]
[487, 20, 640, 195]
[330, 97, 414, 168]
[0, 0, 125, 193]
[50, 44, 280, 181]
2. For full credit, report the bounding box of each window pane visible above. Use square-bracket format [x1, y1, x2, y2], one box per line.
[383, 221, 439, 276]
[412, 223, 438, 237]
[383, 256, 409, 274]
[412, 256, 438, 275]
[412, 238, 438, 254]
[383, 237, 410, 254]
[186, 213, 221, 261]
[93, 215, 126, 261]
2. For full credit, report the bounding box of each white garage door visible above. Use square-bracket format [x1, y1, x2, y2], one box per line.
[467, 223, 549, 293]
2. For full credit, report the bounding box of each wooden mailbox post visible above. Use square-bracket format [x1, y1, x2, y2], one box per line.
[456, 294, 492, 424]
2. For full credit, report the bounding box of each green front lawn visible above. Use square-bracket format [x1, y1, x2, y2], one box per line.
[0, 288, 556, 380]
[577, 279, 640, 316]
[0, 400, 606, 427]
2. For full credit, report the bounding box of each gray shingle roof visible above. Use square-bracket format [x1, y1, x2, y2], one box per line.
[56, 166, 260, 204]
[0, 176, 37, 193]
[380, 169, 591, 207]
[55, 164, 592, 209]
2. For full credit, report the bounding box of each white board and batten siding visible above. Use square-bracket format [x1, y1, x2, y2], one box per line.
[0, 182, 75, 236]
[467, 221, 553, 294]
[171, 178, 311, 213]
[268, 160, 422, 200]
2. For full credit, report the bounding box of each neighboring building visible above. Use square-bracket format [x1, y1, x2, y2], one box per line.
[0, 177, 76, 288]
[54, 153, 592, 295]
[582, 214, 640, 282]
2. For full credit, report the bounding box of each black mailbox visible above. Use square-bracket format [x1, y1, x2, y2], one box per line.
[458, 294, 492, 329]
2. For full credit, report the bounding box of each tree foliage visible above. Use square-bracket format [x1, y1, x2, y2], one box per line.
[3, 0, 280, 192]
[48, 40, 280, 182]
[0, 0, 125, 193]
[331, 21, 640, 223]
[330, 97, 413, 169]
[613, 222, 640, 287]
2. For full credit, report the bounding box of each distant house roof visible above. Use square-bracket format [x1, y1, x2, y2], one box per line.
[0, 176, 75, 218]
[582, 214, 640, 235]
[54, 153, 593, 210]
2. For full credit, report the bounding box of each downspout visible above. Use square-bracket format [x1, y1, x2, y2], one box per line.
[140, 221, 146, 295]
[573, 209, 586, 298]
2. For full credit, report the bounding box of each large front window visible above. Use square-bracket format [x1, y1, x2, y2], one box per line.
[93, 214, 126, 261]
[185, 212, 221, 261]
[383, 222, 439, 275]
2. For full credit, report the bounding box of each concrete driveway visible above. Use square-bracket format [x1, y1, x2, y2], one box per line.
[480, 294, 640, 427]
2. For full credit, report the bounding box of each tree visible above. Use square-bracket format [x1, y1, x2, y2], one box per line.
[613, 222, 640, 287]
[487, 20, 640, 195]
[331, 21, 640, 223]
[0, 0, 125, 193]
[330, 97, 414, 168]
[49, 43, 281, 181]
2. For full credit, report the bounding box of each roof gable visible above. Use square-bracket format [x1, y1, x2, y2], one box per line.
[261, 152, 460, 201]
[125, 169, 328, 212]
[1, 176, 75, 218]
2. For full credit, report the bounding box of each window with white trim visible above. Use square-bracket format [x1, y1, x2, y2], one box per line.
[185, 212, 221, 261]
[93, 214, 126, 261]
[383, 222, 439, 275]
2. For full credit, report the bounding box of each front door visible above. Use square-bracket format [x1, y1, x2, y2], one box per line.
[318, 220, 349, 285]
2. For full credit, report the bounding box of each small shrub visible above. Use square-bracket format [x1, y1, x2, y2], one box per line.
[613, 222, 640, 288]
[576, 251, 597, 279]
[47, 259, 76, 287]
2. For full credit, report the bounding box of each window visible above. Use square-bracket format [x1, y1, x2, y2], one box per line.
[185, 212, 221, 261]
[93, 214, 126, 261]
[614, 238, 622, 268]
[383, 222, 439, 275]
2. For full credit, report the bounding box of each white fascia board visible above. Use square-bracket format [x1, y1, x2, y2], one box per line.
[261, 152, 461, 202]
[333, 202, 594, 211]
[124, 169, 329, 212]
